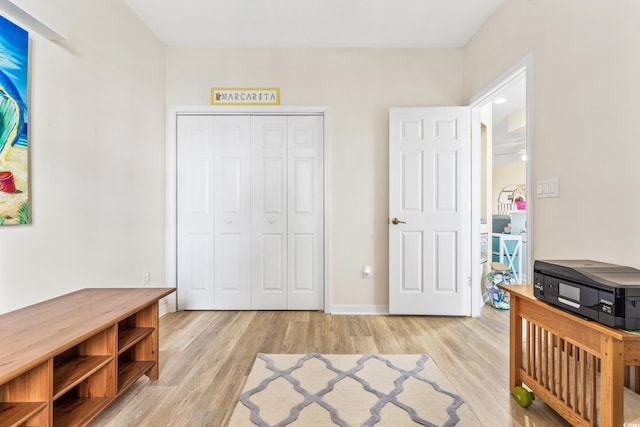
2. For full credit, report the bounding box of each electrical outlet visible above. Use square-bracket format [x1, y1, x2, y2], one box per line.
[143, 269, 150, 285]
[362, 265, 372, 279]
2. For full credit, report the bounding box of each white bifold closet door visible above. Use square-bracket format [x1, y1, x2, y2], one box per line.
[177, 114, 323, 311]
[177, 115, 251, 310]
[251, 116, 324, 310]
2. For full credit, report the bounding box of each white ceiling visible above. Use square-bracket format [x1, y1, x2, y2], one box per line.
[122, 0, 504, 48]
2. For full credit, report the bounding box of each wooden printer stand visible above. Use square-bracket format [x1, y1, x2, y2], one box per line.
[0, 287, 174, 427]
[500, 284, 640, 427]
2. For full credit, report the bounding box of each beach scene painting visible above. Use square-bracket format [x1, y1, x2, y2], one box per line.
[0, 15, 29, 225]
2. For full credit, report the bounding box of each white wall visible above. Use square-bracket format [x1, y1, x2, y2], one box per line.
[166, 48, 464, 308]
[10, 0, 633, 314]
[0, 0, 166, 313]
[465, 0, 640, 268]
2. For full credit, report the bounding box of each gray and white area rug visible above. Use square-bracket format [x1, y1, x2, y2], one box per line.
[228, 353, 481, 426]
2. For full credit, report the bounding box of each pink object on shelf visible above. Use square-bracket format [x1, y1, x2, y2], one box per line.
[515, 200, 526, 210]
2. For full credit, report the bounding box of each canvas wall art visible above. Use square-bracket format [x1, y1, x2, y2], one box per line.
[0, 15, 29, 225]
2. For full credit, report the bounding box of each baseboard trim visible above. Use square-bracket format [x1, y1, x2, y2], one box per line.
[330, 304, 389, 315]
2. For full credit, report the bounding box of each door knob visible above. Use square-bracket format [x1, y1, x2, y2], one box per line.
[391, 217, 406, 225]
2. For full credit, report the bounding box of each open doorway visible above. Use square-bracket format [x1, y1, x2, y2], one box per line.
[470, 57, 533, 316]
[484, 77, 528, 283]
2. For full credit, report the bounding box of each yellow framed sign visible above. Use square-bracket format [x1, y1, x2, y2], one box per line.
[211, 87, 280, 106]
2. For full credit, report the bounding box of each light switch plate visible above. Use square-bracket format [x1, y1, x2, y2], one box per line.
[536, 178, 559, 198]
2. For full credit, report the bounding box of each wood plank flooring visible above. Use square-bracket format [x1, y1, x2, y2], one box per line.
[91, 305, 570, 426]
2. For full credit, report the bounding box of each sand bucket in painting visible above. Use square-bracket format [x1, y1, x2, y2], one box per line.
[0, 171, 16, 193]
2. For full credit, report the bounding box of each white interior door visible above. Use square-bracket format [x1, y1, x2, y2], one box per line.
[177, 115, 215, 310]
[251, 116, 288, 309]
[287, 116, 324, 310]
[388, 107, 471, 315]
[213, 116, 251, 309]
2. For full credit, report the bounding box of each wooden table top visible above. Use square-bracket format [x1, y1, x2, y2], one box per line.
[0, 287, 174, 384]
[499, 283, 640, 342]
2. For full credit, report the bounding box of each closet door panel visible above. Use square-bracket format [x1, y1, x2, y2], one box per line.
[260, 157, 286, 281]
[177, 116, 215, 310]
[292, 233, 314, 290]
[251, 116, 288, 309]
[263, 158, 285, 213]
[288, 116, 324, 310]
[218, 233, 241, 288]
[213, 116, 251, 309]
[261, 234, 285, 289]
[292, 159, 315, 215]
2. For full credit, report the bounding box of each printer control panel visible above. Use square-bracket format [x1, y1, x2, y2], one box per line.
[534, 272, 601, 322]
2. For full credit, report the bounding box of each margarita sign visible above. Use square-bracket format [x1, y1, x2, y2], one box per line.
[211, 87, 280, 106]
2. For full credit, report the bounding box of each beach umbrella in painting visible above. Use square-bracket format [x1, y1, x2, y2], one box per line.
[0, 67, 25, 164]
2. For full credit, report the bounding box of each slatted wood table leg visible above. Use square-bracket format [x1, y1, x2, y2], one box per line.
[509, 294, 522, 391]
[600, 336, 624, 427]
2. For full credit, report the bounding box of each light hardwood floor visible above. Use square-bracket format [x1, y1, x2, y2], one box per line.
[91, 305, 570, 426]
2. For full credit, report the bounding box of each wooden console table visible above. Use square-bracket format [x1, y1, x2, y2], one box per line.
[500, 284, 640, 427]
[0, 287, 174, 427]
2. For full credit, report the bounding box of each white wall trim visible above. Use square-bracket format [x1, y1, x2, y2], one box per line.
[468, 53, 534, 317]
[330, 305, 389, 315]
[159, 296, 170, 317]
[165, 105, 332, 313]
[165, 108, 178, 313]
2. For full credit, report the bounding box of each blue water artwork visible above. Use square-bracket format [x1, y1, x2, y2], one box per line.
[0, 14, 29, 225]
[0, 15, 28, 152]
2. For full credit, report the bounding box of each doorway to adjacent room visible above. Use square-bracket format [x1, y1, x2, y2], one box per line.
[470, 56, 533, 316]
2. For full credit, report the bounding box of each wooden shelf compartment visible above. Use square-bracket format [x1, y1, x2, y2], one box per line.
[53, 394, 113, 427]
[118, 327, 154, 355]
[117, 359, 155, 394]
[0, 361, 50, 427]
[52, 326, 116, 403]
[0, 401, 47, 427]
[52, 355, 113, 400]
[117, 303, 160, 382]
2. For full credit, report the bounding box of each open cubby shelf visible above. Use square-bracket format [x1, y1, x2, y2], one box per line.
[118, 327, 154, 355]
[53, 396, 113, 426]
[0, 287, 174, 427]
[118, 361, 156, 393]
[0, 402, 47, 427]
[53, 355, 113, 400]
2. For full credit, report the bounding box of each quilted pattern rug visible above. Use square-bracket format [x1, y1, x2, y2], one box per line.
[228, 353, 481, 426]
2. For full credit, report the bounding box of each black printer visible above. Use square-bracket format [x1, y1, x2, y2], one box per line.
[533, 259, 640, 330]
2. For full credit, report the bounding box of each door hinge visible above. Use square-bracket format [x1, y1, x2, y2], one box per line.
[468, 276, 472, 286]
